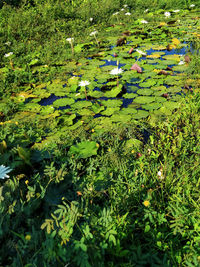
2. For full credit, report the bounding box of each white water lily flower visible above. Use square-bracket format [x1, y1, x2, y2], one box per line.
[89, 17, 93, 21]
[164, 12, 171, 18]
[5, 41, 11, 46]
[66, 38, 74, 43]
[173, 10, 180, 13]
[121, 8, 125, 11]
[140, 19, 148, 24]
[125, 12, 131, 16]
[4, 52, 13, 57]
[136, 49, 147, 55]
[79, 80, 90, 87]
[90, 31, 98, 36]
[190, 4, 195, 7]
[124, 4, 128, 7]
[0, 165, 12, 179]
[178, 60, 185, 65]
[113, 12, 119, 16]
[110, 68, 123, 75]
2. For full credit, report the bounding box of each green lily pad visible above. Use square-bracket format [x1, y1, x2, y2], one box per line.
[139, 80, 156, 87]
[101, 99, 123, 107]
[53, 98, 75, 107]
[110, 113, 132, 123]
[132, 110, 149, 119]
[142, 102, 162, 110]
[134, 96, 155, 104]
[123, 93, 138, 98]
[72, 101, 92, 109]
[137, 89, 154, 95]
[68, 141, 99, 159]
[101, 107, 120, 116]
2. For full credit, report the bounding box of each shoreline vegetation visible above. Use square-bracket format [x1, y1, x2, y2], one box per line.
[0, 1, 200, 266]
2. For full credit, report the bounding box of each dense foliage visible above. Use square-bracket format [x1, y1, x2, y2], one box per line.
[0, 1, 200, 266]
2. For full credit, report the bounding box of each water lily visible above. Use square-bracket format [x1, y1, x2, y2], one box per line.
[190, 4, 195, 7]
[90, 30, 98, 36]
[5, 41, 11, 46]
[125, 12, 131, 16]
[90, 31, 99, 46]
[136, 49, 146, 56]
[66, 38, 74, 43]
[178, 60, 185, 65]
[140, 19, 148, 24]
[110, 67, 123, 87]
[0, 165, 12, 179]
[110, 68, 123, 75]
[164, 12, 171, 18]
[66, 38, 74, 55]
[124, 4, 128, 7]
[89, 17, 93, 21]
[79, 80, 90, 87]
[121, 8, 125, 11]
[79, 80, 90, 100]
[4, 52, 13, 57]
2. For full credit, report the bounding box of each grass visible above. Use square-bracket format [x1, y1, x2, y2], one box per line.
[0, 0, 200, 266]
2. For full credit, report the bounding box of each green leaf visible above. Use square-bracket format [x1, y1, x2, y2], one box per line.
[69, 141, 99, 159]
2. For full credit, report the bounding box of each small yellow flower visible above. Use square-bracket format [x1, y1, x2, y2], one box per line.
[25, 180, 29, 185]
[108, 148, 111, 152]
[15, 121, 18, 125]
[25, 234, 31, 241]
[143, 200, 150, 207]
[0, 122, 4, 125]
[91, 129, 95, 133]
[131, 149, 135, 153]
[96, 143, 99, 148]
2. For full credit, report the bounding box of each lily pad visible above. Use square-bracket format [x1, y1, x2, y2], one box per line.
[137, 89, 154, 95]
[134, 96, 155, 104]
[68, 141, 99, 159]
[53, 98, 75, 108]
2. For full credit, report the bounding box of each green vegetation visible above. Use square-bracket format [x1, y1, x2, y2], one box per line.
[0, 0, 200, 266]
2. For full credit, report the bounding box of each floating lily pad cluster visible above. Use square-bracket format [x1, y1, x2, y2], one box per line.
[9, 10, 200, 131]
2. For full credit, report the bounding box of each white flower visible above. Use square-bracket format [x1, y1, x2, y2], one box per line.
[4, 52, 13, 57]
[5, 41, 11, 46]
[79, 80, 90, 87]
[136, 49, 147, 55]
[90, 31, 98, 36]
[178, 60, 185, 65]
[157, 170, 164, 180]
[113, 12, 119, 16]
[173, 10, 180, 13]
[164, 12, 171, 18]
[75, 93, 81, 96]
[110, 68, 123, 75]
[190, 4, 195, 7]
[66, 38, 74, 43]
[0, 165, 12, 179]
[140, 19, 148, 24]
[124, 4, 128, 7]
[89, 17, 93, 21]
[121, 8, 125, 11]
[125, 12, 131, 16]
[144, 9, 149, 13]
